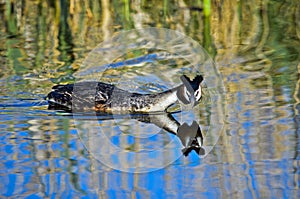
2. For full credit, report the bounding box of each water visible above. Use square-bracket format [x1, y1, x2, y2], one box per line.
[0, 0, 300, 198]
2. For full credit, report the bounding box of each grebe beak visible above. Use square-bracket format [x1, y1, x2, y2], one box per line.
[190, 94, 196, 107]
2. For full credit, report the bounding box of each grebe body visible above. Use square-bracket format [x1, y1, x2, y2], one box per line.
[47, 75, 203, 113]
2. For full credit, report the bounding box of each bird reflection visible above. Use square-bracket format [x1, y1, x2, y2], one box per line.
[177, 120, 205, 156]
[95, 112, 205, 156]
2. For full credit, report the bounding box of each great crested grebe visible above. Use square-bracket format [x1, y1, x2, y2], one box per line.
[47, 75, 203, 113]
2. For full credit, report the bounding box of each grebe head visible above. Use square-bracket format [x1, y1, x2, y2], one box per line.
[177, 74, 203, 106]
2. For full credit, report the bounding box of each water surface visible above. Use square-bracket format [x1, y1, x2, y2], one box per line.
[0, 0, 299, 198]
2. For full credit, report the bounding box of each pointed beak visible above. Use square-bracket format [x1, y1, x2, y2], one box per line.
[190, 95, 196, 107]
